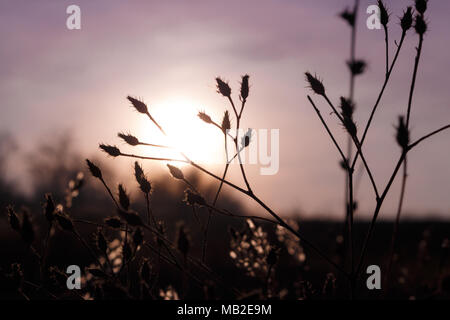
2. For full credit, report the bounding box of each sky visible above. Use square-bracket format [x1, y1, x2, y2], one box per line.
[1, 0, 450, 220]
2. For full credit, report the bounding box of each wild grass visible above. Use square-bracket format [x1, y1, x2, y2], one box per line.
[2, 0, 450, 300]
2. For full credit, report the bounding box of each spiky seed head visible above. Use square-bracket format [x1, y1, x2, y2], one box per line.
[215, 77, 231, 97]
[86, 159, 102, 179]
[167, 164, 184, 180]
[123, 242, 132, 262]
[414, 14, 427, 35]
[7, 206, 20, 231]
[378, 1, 389, 27]
[118, 132, 139, 146]
[400, 7, 413, 31]
[305, 72, 325, 96]
[104, 217, 122, 228]
[415, 0, 428, 15]
[140, 259, 152, 286]
[340, 9, 355, 27]
[221, 110, 231, 134]
[118, 184, 130, 210]
[118, 209, 144, 227]
[198, 111, 213, 124]
[127, 96, 148, 114]
[99, 144, 121, 157]
[44, 193, 55, 222]
[96, 228, 107, 253]
[21, 210, 34, 246]
[183, 189, 206, 207]
[240, 74, 250, 101]
[133, 228, 144, 248]
[339, 97, 355, 119]
[347, 60, 366, 76]
[396, 116, 410, 149]
[134, 162, 151, 194]
[56, 213, 74, 232]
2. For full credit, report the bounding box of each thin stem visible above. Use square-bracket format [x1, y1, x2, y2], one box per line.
[351, 31, 406, 169]
[307, 96, 348, 166]
[408, 124, 450, 149]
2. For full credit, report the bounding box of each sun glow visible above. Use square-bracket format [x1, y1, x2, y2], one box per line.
[135, 98, 224, 166]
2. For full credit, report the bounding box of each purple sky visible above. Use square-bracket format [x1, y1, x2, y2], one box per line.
[1, 0, 450, 219]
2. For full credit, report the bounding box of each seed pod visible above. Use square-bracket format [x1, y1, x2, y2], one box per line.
[118, 132, 139, 146]
[127, 96, 148, 114]
[96, 228, 108, 253]
[118, 184, 130, 211]
[400, 7, 413, 31]
[240, 74, 249, 101]
[44, 193, 55, 222]
[86, 159, 102, 179]
[105, 217, 122, 229]
[56, 213, 74, 232]
[305, 72, 325, 96]
[7, 206, 20, 231]
[378, 0, 389, 27]
[99, 144, 121, 157]
[167, 164, 184, 180]
[215, 77, 231, 97]
[221, 110, 231, 134]
[21, 210, 34, 246]
[396, 116, 410, 150]
[198, 111, 213, 124]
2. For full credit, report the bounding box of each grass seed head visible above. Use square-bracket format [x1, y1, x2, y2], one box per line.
[415, 0, 428, 15]
[134, 162, 151, 194]
[198, 111, 213, 124]
[414, 14, 427, 35]
[216, 77, 231, 97]
[99, 144, 121, 157]
[140, 259, 152, 286]
[118, 132, 139, 146]
[396, 116, 410, 149]
[167, 164, 184, 180]
[133, 228, 144, 248]
[118, 184, 130, 211]
[305, 72, 325, 96]
[118, 209, 144, 227]
[221, 110, 231, 134]
[127, 96, 148, 114]
[378, 0, 390, 27]
[86, 159, 102, 179]
[240, 74, 250, 101]
[401, 7, 413, 31]
[183, 189, 206, 207]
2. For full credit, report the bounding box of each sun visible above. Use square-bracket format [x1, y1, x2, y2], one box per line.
[134, 98, 224, 167]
